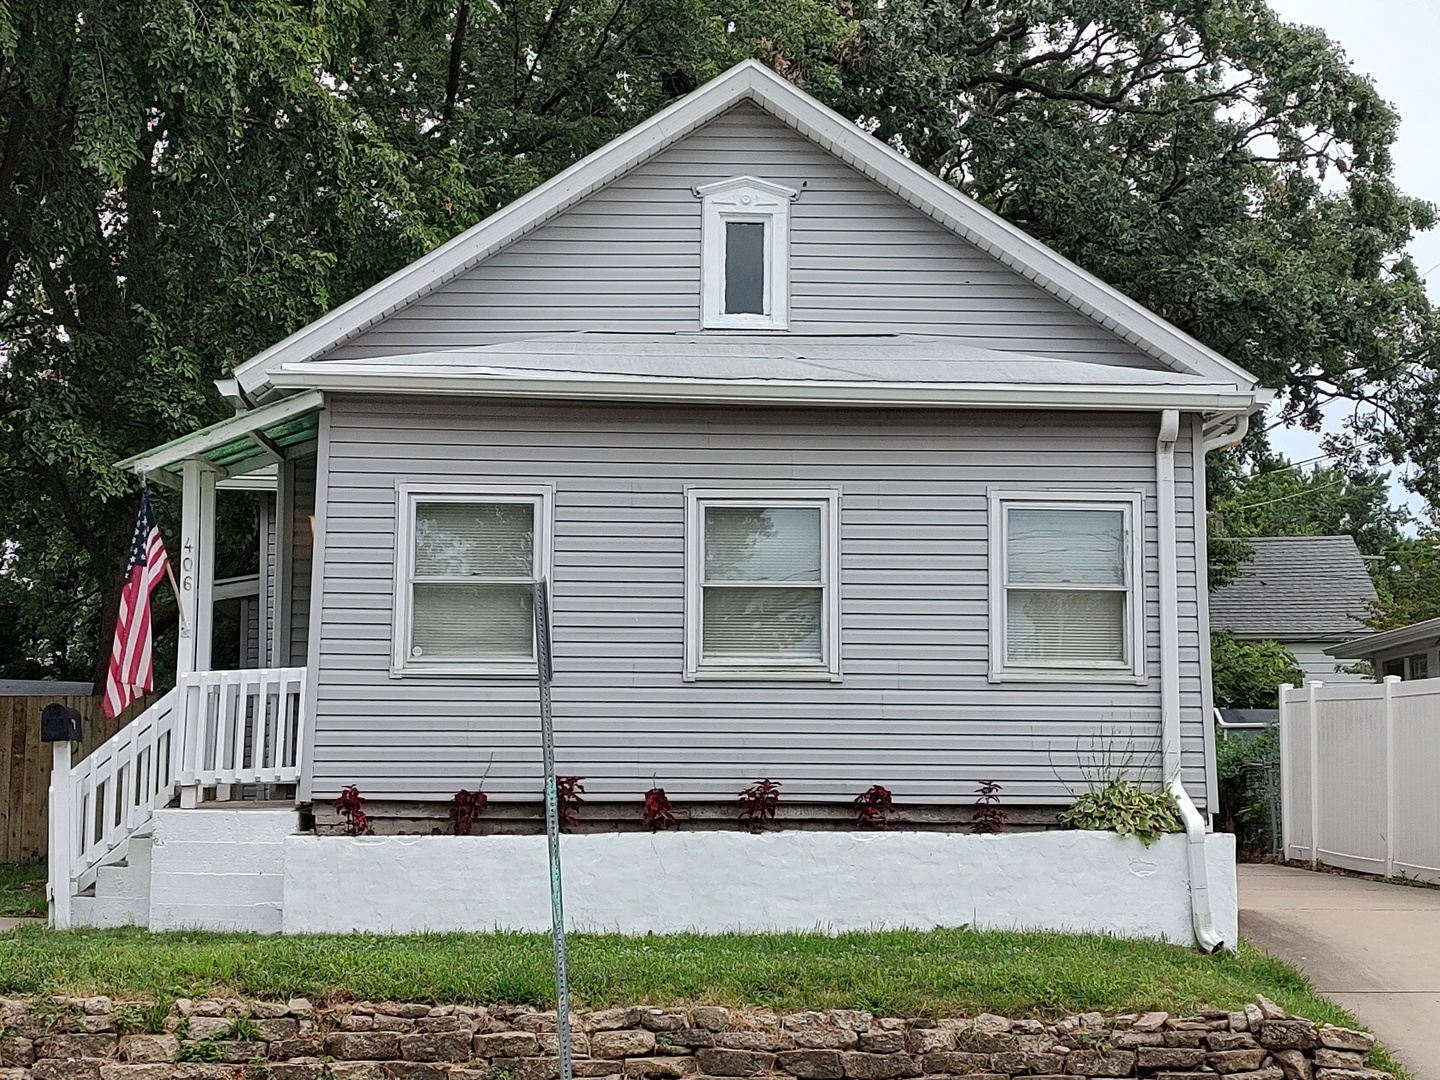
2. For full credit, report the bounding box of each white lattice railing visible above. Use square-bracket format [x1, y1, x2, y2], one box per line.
[48, 667, 307, 928]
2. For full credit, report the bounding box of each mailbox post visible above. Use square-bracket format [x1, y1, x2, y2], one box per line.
[43, 703, 84, 930]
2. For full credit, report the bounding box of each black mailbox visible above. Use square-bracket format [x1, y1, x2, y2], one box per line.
[41, 703, 83, 743]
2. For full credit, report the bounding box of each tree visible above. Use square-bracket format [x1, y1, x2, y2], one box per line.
[4, 0, 1439, 679]
[1366, 530, 1440, 630]
[1210, 632, 1305, 709]
[1209, 452, 1409, 559]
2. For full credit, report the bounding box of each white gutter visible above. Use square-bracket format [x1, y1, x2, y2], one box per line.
[1157, 408, 1225, 953]
[271, 365, 1259, 413]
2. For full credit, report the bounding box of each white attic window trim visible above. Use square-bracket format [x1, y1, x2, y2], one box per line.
[696, 176, 797, 330]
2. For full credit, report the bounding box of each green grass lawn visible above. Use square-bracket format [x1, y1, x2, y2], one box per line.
[0, 921, 1408, 1077]
[0, 862, 46, 918]
[0, 923, 1370, 1018]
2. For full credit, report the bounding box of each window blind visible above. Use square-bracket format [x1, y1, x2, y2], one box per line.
[1007, 508, 1124, 585]
[410, 500, 537, 661]
[411, 583, 534, 658]
[701, 504, 823, 661]
[1006, 590, 1126, 663]
[704, 506, 820, 582]
[414, 502, 533, 577]
[1005, 506, 1128, 666]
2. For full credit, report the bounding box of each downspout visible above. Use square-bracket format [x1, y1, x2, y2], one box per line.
[1157, 409, 1225, 952]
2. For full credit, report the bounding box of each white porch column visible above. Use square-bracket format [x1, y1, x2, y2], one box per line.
[177, 458, 217, 808]
[47, 741, 73, 929]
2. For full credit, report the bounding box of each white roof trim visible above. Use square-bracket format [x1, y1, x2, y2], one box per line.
[234, 60, 1264, 400]
[692, 175, 799, 200]
[270, 362, 1256, 412]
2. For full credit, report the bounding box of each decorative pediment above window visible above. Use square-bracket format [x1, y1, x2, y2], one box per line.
[695, 176, 798, 330]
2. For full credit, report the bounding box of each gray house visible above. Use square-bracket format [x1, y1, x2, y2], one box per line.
[1209, 535, 1377, 684]
[52, 61, 1268, 938]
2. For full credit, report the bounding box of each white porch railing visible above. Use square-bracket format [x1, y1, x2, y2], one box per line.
[48, 666, 307, 928]
[1279, 676, 1440, 883]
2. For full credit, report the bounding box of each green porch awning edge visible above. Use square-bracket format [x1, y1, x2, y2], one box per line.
[116, 390, 324, 478]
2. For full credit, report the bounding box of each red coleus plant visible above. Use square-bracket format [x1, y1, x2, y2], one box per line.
[334, 785, 372, 836]
[972, 780, 1007, 834]
[738, 779, 781, 834]
[557, 775, 585, 832]
[642, 786, 677, 832]
[853, 784, 895, 830]
[450, 788, 489, 836]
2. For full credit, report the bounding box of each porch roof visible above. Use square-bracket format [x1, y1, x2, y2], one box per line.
[115, 391, 323, 481]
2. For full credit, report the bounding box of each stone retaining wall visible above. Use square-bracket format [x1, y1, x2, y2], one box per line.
[0, 995, 1390, 1080]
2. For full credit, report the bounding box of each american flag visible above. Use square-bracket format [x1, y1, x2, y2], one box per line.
[102, 492, 171, 719]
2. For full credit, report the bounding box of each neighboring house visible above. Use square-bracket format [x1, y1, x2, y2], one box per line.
[1326, 616, 1440, 681]
[50, 61, 1269, 943]
[1209, 535, 1377, 684]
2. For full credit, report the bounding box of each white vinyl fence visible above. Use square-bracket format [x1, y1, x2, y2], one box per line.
[1279, 676, 1440, 882]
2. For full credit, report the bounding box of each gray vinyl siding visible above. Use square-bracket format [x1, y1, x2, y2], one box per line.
[322, 103, 1164, 371]
[311, 397, 1210, 811]
[286, 459, 317, 667]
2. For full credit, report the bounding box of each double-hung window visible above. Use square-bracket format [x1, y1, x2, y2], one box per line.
[684, 488, 841, 680]
[988, 490, 1144, 682]
[391, 483, 552, 676]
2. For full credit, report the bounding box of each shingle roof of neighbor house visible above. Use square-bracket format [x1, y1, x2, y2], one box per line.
[1209, 535, 1377, 641]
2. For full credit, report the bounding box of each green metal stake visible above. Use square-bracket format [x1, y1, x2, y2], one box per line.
[534, 579, 573, 1080]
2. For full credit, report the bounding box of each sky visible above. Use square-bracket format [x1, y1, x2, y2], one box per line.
[1260, 0, 1439, 522]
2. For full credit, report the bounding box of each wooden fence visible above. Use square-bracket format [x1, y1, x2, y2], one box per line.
[0, 682, 133, 863]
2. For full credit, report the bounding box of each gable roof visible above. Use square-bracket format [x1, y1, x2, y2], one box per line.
[233, 60, 1266, 402]
[1209, 535, 1378, 641]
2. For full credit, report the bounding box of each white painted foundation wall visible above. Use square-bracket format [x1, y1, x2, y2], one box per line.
[149, 809, 296, 933]
[282, 830, 1237, 946]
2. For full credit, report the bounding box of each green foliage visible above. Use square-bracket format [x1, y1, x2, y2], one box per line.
[0, 863, 46, 919]
[1210, 452, 1410, 561]
[1365, 530, 1440, 630]
[1210, 634, 1306, 709]
[179, 1039, 225, 1064]
[1214, 725, 1280, 855]
[1058, 778, 1184, 845]
[4, 0, 1440, 677]
[228, 1015, 263, 1042]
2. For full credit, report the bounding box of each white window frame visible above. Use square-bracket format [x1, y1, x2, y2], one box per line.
[697, 176, 795, 331]
[987, 489, 1146, 684]
[391, 481, 554, 678]
[684, 487, 841, 682]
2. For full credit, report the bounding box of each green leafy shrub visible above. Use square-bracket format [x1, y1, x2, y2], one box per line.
[1059, 778, 1184, 845]
[1211, 633, 1305, 709]
[1215, 724, 1281, 855]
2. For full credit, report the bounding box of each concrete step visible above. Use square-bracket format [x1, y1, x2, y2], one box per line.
[89, 836, 153, 928]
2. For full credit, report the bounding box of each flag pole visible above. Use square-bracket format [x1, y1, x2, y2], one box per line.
[164, 561, 188, 636]
[533, 579, 573, 1080]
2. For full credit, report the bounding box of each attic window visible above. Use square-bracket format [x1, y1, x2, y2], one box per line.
[698, 176, 796, 330]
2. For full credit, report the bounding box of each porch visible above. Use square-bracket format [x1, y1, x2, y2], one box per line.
[47, 391, 325, 928]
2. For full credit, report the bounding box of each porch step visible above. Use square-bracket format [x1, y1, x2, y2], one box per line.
[80, 836, 153, 929]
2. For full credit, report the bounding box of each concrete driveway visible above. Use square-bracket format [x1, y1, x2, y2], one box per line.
[1240, 863, 1440, 1080]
